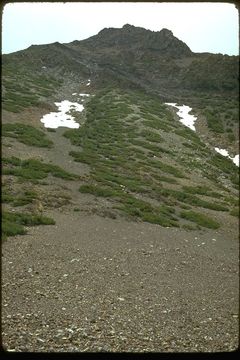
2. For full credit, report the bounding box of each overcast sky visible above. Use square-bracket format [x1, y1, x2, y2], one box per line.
[2, 2, 239, 55]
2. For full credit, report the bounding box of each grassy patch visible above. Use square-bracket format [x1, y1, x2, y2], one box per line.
[79, 184, 122, 198]
[142, 119, 172, 132]
[3, 157, 77, 181]
[2, 123, 53, 147]
[62, 88, 236, 229]
[180, 210, 220, 229]
[174, 127, 205, 146]
[182, 185, 224, 199]
[229, 207, 239, 217]
[204, 110, 224, 133]
[147, 159, 185, 178]
[2, 188, 38, 207]
[157, 188, 229, 211]
[118, 196, 179, 227]
[2, 61, 64, 113]
[2, 211, 55, 241]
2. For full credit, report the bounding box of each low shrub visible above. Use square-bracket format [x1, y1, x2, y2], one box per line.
[3, 157, 77, 181]
[2, 123, 53, 147]
[180, 210, 220, 229]
[2, 211, 55, 240]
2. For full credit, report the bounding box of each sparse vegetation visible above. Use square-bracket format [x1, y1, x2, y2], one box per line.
[180, 210, 220, 229]
[230, 207, 239, 217]
[2, 60, 64, 112]
[2, 188, 39, 207]
[2, 56, 238, 231]
[3, 157, 78, 181]
[62, 89, 237, 228]
[2, 211, 55, 241]
[2, 123, 53, 147]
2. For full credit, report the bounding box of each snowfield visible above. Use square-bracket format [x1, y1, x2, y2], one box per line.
[165, 103, 239, 167]
[165, 103, 197, 131]
[215, 148, 239, 167]
[40, 100, 85, 129]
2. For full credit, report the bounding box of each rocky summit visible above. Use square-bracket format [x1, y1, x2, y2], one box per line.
[2, 25, 239, 353]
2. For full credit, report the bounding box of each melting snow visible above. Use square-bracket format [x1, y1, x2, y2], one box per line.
[232, 155, 239, 167]
[165, 103, 197, 131]
[166, 103, 239, 167]
[86, 79, 91, 86]
[72, 93, 77, 96]
[40, 100, 84, 129]
[215, 148, 239, 167]
[79, 93, 90, 97]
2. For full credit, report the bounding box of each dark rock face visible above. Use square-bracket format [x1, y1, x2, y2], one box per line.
[80, 24, 192, 57]
[2, 24, 239, 99]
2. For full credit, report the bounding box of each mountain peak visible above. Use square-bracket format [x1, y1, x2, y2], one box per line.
[159, 28, 174, 37]
[83, 24, 192, 57]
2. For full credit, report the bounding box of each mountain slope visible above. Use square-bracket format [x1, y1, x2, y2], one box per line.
[2, 25, 239, 148]
[2, 24, 239, 235]
[2, 24, 239, 353]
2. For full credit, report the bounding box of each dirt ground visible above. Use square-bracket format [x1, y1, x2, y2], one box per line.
[2, 209, 239, 352]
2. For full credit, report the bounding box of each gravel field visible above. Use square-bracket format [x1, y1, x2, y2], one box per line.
[2, 210, 239, 353]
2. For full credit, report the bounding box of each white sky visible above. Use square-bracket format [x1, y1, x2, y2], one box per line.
[2, 2, 239, 55]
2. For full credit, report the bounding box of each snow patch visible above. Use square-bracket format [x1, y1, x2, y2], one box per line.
[79, 93, 90, 97]
[215, 148, 239, 167]
[86, 79, 91, 86]
[40, 100, 84, 129]
[165, 103, 197, 131]
[166, 103, 239, 167]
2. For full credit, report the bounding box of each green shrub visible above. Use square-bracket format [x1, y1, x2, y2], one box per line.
[79, 184, 122, 198]
[210, 153, 238, 177]
[147, 160, 185, 178]
[205, 111, 224, 133]
[180, 210, 220, 229]
[2, 211, 55, 240]
[230, 207, 239, 217]
[2, 123, 53, 147]
[182, 185, 224, 199]
[3, 157, 77, 181]
[141, 212, 179, 227]
[157, 188, 229, 211]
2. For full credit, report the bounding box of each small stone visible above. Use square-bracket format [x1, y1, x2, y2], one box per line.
[66, 328, 74, 333]
[37, 338, 45, 343]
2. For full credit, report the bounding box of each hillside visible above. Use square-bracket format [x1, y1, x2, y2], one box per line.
[2, 25, 239, 352]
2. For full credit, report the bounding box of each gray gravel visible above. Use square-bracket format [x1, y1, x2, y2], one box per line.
[2, 211, 239, 352]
